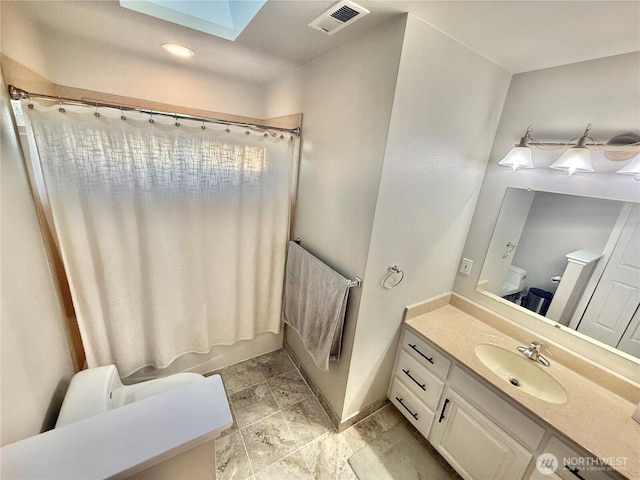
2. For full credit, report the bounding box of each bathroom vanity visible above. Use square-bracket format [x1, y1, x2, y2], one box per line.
[388, 294, 638, 480]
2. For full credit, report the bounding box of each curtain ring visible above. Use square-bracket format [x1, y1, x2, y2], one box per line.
[94, 102, 100, 118]
[174, 114, 180, 127]
[201, 117, 206, 130]
[382, 265, 404, 289]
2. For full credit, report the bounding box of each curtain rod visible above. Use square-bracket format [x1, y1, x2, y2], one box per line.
[8, 85, 301, 137]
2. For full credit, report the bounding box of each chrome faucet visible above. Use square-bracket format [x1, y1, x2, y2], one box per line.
[517, 342, 550, 367]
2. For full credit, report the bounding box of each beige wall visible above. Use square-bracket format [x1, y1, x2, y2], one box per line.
[342, 15, 511, 419]
[453, 52, 640, 383]
[0, 1, 268, 120]
[266, 16, 407, 418]
[0, 71, 75, 445]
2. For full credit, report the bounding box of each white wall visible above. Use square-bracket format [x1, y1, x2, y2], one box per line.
[0, 71, 75, 445]
[479, 188, 535, 295]
[265, 17, 407, 418]
[341, 14, 511, 419]
[267, 14, 511, 421]
[513, 192, 622, 292]
[454, 52, 640, 382]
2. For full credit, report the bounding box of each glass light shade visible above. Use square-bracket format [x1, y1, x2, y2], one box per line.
[549, 147, 594, 175]
[616, 154, 640, 181]
[498, 147, 534, 171]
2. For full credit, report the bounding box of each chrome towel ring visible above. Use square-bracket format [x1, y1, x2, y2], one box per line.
[383, 265, 404, 289]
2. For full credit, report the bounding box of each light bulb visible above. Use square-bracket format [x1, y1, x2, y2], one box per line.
[550, 147, 593, 175]
[498, 126, 534, 171]
[161, 43, 195, 58]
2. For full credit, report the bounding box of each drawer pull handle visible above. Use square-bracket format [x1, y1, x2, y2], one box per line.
[408, 344, 434, 364]
[395, 396, 418, 420]
[402, 369, 426, 391]
[438, 398, 450, 423]
[564, 466, 586, 480]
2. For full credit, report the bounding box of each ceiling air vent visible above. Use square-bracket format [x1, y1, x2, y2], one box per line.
[309, 0, 369, 35]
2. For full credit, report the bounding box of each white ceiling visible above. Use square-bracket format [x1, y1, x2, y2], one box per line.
[4, 0, 640, 84]
[403, 1, 640, 74]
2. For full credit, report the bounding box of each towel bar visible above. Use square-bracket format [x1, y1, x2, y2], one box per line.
[293, 238, 361, 288]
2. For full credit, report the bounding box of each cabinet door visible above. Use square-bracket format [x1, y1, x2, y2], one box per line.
[429, 388, 532, 480]
[577, 204, 640, 354]
[529, 436, 621, 480]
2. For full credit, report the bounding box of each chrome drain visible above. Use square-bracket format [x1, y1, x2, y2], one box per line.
[509, 377, 521, 387]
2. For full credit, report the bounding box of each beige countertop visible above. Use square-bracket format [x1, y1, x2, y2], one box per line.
[405, 303, 640, 480]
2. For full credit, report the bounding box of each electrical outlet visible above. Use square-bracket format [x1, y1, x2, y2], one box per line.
[460, 258, 473, 276]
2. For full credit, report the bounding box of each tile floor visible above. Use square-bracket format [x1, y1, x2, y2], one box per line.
[208, 349, 459, 480]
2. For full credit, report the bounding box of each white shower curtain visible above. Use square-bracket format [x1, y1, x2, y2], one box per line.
[24, 101, 297, 376]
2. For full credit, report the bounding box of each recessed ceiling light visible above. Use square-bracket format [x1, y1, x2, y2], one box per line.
[161, 43, 195, 58]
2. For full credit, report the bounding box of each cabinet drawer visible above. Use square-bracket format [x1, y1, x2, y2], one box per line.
[394, 349, 444, 410]
[401, 328, 451, 380]
[529, 436, 619, 480]
[389, 377, 435, 438]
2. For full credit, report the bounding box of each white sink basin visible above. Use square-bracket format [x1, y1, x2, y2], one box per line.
[474, 344, 567, 404]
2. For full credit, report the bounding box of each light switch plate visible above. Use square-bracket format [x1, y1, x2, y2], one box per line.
[460, 258, 473, 276]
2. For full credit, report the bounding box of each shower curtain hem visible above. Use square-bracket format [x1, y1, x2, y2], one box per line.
[119, 327, 282, 377]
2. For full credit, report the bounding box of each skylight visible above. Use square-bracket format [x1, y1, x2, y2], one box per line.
[119, 0, 267, 41]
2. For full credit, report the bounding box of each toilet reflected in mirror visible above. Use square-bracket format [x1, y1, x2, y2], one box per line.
[501, 265, 527, 298]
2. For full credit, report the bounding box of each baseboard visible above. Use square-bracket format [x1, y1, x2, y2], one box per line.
[283, 340, 389, 432]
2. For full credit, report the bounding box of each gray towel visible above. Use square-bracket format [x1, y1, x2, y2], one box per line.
[283, 241, 351, 371]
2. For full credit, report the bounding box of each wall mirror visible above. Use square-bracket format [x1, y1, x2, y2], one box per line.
[477, 187, 639, 359]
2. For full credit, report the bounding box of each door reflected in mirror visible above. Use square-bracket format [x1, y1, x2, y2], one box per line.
[477, 188, 640, 359]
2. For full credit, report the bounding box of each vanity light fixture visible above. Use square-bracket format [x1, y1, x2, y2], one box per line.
[616, 154, 640, 181]
[161, 43, 195, 58]
[499, 125, 640, 177]
[498, 126, 534, 171]
[548, 124, 594, 175]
